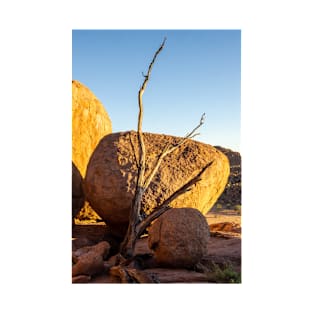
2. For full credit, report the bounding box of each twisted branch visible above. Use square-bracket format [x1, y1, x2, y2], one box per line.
[120, 38, 208, 260]
[120, 38, 166, 257]
[142, 113, 206, 191]
[135, 160, 214, 239]
[137, 37, 167, 188]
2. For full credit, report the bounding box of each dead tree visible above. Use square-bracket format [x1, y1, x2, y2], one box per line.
[119, 38, 213, 259]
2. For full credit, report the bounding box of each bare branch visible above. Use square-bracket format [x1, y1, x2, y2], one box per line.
[135, 160, 214, 238]
[136, 37, 167, 188]
[182, 112, 205, 138]
[142, 113, 206, 191]
[125, 268, 157, 283]
[137, 37, 166, 134]
[110, 266, 132, 283]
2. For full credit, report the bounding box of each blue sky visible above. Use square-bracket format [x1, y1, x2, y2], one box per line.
[72, 30, 241, 151]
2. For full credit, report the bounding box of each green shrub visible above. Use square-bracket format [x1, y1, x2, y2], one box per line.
[213, 262, 241, 283]
[233, 204, 241, 215]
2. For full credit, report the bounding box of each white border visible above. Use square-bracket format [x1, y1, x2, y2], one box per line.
[1, 1, 313, 312]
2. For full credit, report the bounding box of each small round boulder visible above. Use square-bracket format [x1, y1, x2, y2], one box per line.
[148, 208, 210, 268]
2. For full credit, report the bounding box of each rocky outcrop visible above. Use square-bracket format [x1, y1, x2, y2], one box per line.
[84, 131, 230, 236]
[214, 146, 241, 209]
[148, 208, 210, 268]
[72, 162, 85, 222]
[214, 146, 241, 167]
[72, 80, 112, 177]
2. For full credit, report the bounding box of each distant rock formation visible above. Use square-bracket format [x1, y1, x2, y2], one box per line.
[148, 208, 210, 268]
[84, 131, 230, 236]
[214, 146, 241, 209]
[72, 80, 112, 177]
[214, 146, 241, 167]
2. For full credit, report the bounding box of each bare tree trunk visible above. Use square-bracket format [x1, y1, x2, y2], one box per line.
[120, 38, 166, 257]
[119, 38, 210, 259]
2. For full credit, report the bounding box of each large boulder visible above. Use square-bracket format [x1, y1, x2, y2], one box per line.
[148, 208, 210, 268]
[72, 80, 112, 177]
[72, 162, 85, 223]
[84, 131, 230, 236]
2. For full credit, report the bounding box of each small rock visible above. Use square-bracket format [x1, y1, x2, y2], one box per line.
[148, 208, 210, 268]
[72, 241, 111, 276]
[72, 275, 91, 283]
[72, 237, 94, 251]
[210, 222, 240, 233]
[72, 245, 93, 263]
